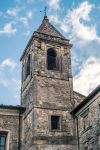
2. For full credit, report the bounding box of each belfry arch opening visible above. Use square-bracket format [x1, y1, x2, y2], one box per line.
[47, 48, 59, 70]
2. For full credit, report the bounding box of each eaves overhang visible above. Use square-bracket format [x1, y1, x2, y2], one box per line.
[0, 105, 26, 114]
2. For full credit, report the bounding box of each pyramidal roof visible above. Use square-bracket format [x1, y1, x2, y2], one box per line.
[37, 16, 66, 39]
[20, 16, 69, 60]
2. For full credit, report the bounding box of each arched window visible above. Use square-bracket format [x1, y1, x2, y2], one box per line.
[26, 55, 30, 77]
[47, 48, 58, 70]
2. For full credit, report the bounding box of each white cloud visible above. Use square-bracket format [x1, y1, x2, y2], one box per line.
[12, 78, 21, 88]
[27, 11, 32, 19]
[0, 77, 9, 87]
[27, 0, 34, 3]
[73, 56, 100, 95]
[0, 77, 20, 104]
[0, 58, 17, 70]
[0, 23, 17, 35]
[60, 22, 69, 33]
[0, 11, 3, 16]
[19, 11, 33, 26]
[15, 0, 21, 3]
[23, 30, 30, 36]
[6, 7, 33, 28]
[7, 8, 18, 17]
[72, 51, 83, 71]
[11, 78, 21, 100]
[47, 0, 60, 10]
[19, 17, 28, 26]
[0, 58, 17, 87]
[49, 15, 60, 24]
[60, 1, 100, 42]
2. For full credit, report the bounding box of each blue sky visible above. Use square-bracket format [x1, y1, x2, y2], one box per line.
[0, 0, 100, 105]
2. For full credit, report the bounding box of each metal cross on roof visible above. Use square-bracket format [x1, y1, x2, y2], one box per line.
[44, 6, 47, 16]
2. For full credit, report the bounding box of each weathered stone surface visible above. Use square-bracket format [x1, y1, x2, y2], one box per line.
[73, 91, 86, 107]
[75, 90, 100, 150]
[0, 15, 99, 150]
[21, 16, 75, 150]
[0, 108, 22, 150]
[26, 144, 76, 150]
[36, 76, 73, 110]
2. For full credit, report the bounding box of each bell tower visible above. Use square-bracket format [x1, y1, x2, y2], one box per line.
[21, 16, 76, 150]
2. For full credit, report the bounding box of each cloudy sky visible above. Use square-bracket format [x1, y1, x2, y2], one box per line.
[0, 0, 100, 105]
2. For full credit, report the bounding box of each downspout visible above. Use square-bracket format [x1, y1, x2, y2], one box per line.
[76, 116, 80, 150]
[18, 110, 21, 150]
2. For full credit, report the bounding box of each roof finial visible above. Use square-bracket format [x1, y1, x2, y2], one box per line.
[44, 6, 47, 17]
[43, 6, 48, 21]
[40, 6, 48, 22]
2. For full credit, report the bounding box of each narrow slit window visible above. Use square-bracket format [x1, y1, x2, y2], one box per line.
[26, 55, 30, 77]
[51, 116, 60, 130]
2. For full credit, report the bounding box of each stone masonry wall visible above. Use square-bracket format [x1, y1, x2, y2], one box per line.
[76, 92, 100, 150]
[0, 108, 22, 150]
[22, 110, 33, 150]
[22, 108, 76, 150]
[21, 22, 75, 150]
[36, 76, 73, 111]
[73, 91, 86, 107]
[21, 38, 74, 111]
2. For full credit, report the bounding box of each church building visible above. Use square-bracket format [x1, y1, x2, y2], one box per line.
[0, 15, 100, 150]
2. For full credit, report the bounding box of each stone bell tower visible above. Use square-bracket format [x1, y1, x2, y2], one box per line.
[20, 15, 76, 150]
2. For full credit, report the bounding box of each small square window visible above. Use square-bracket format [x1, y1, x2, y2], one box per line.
[51, 116, 60, 130]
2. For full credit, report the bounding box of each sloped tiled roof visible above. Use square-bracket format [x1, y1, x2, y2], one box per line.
[20, 16, 69, 60]
[37, 16, 66, 39]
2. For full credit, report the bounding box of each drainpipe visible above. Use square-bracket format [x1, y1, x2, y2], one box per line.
[18, 110, 21, 150]
[76, 116, 80, 150]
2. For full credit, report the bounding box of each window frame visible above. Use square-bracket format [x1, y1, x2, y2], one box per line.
[83, 113, 89, 130]
[50, 115, 61, 131]
[0, 130, 9, 150]
[47, 48, 59, 71]
[0, 131, 9, 150]
[81, 109, 90, 131]
[0, 134, 6, 150]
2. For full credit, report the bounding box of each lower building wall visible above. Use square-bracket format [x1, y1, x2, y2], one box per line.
[22, 107, 77, 150]
[0, 108, 21, 150]
[76, 92, 100, 150]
